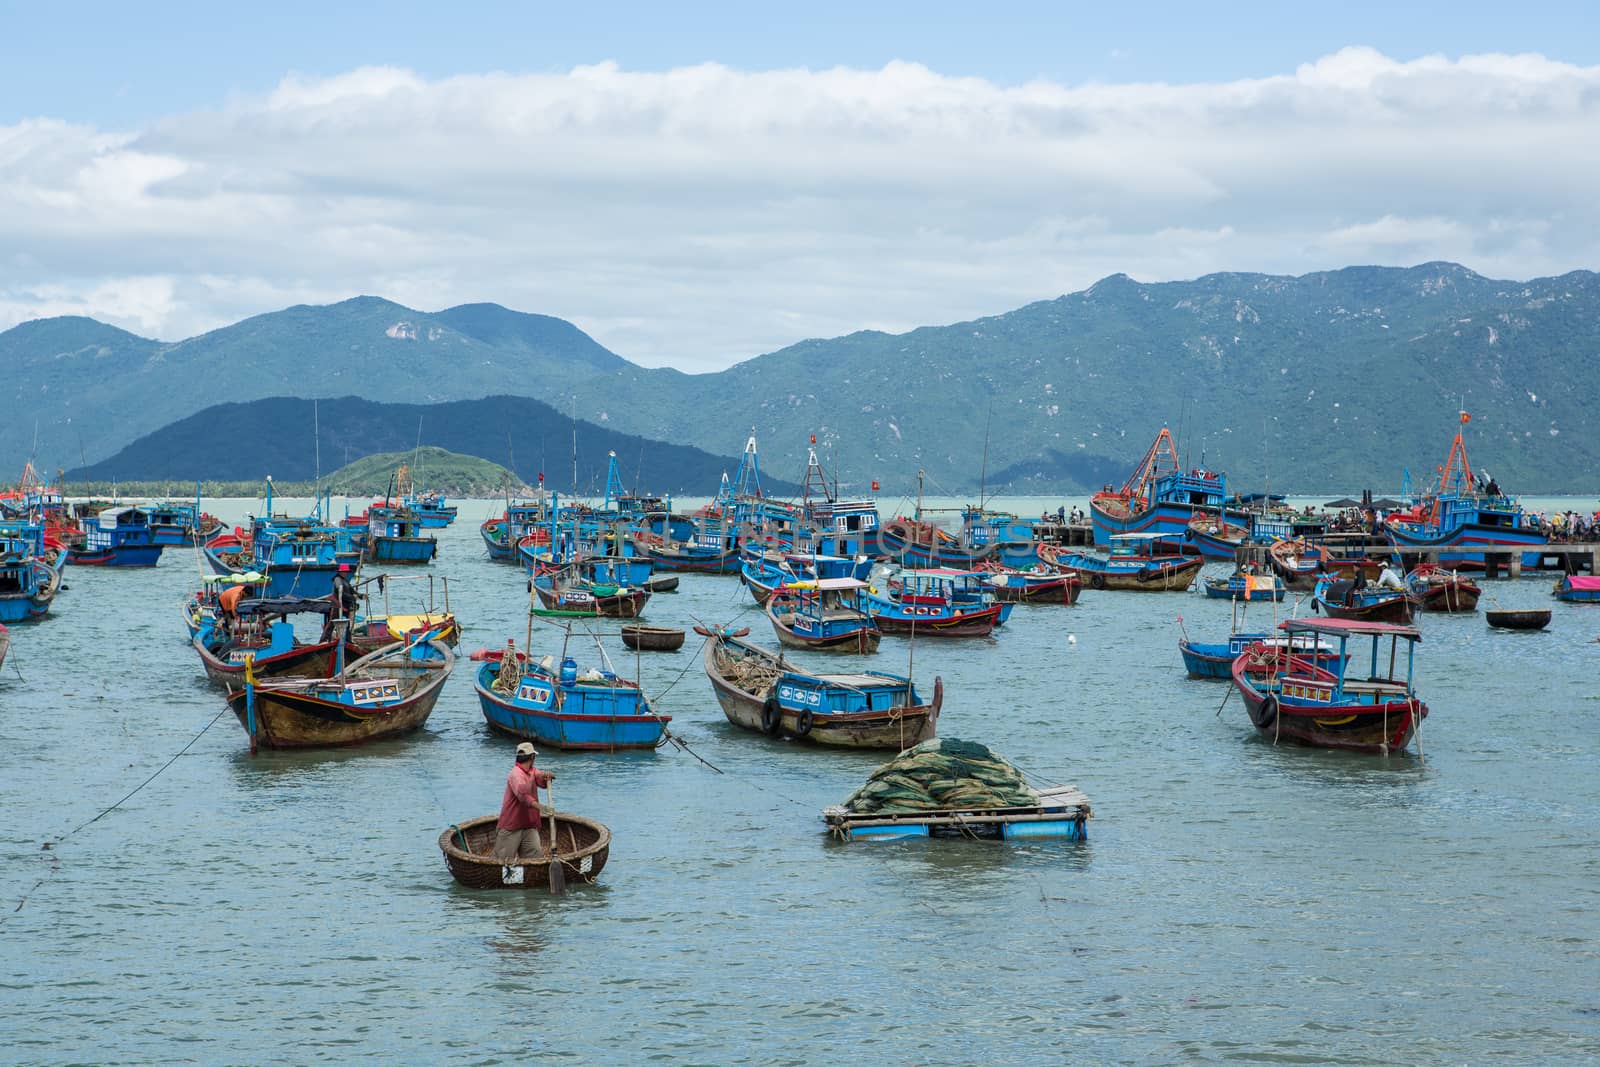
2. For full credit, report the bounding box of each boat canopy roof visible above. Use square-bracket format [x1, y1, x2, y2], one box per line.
[899, 567, 981, 578]
[1109, 532, 1167, 542]
[235, 596, 336, 617]
[784, 577, 867, 591]
[1279, 617, 1422, 642]
[98, 506, 141, 529]
[1564, 576, 1600, 592]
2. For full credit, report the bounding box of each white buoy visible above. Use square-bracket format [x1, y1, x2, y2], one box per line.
[1067, 633, 1077, 645]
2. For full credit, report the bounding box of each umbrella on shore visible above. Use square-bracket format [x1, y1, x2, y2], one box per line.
[1324, 497, 1361, 508]
[1371, 498, 1404, 510]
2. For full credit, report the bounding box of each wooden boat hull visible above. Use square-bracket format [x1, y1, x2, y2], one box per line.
[365, 536, 437, 564]
[532, 583, 649, 618]
[702, 640, 939, 749]
[194, 637, 364, 688]
[1202, 576, 1286, 601]
[639, 543, 740, 573]
[1486, 608, 1551, 631]
[480, 519, 517, 562]
[982, 573, 1082, 604]
[67, 543, 163, 567]
[439, 813, 610, 889]
[768, 618, 881, 653]
[620, 626, 686, 652]
[1075, 557, 1202, 592]
[476, 683, 668, 750]
[225, 644, 453, 749]
[1234, 680, 1426, 753]
[869, 605, 1001, 637]
[1314, 593, 1413, 624]
[1408, 578, 1481, 612]
[766, 599, 881, 652]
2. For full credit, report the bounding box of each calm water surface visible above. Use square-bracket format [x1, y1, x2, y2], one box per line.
[2, 498, 1597, 1065]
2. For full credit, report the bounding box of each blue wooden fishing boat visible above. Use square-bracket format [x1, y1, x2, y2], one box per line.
[1553, 575, 1600, 603]
[1049, 533, 1202, 592]
[1202, 569, 1286, 601]
[702, 632, 941, 747]
[407, 492, 457, 528]
[1186, 515, 1252, 559]
[878, 504, 1040, 569]
[67, 506, 165, 567]
[765, 577, 881, 653]
[481, 496, 551, 562]
[0, 526, 62, 622]
[863, 569, 1008, 637]
[192, 596, 361, 688]
[1231, 618, 1428, 753]
[364, 504, 438, 565]
[1179, 629, 1343, 680]
[472, 643, 669, 750]
[1382, 417, 1545, 569]
[976, 561, 1082, 604]
[1090, 427, 1250, 556]
[531, 568, 650, 618]
[1311, 574, 1412, 624]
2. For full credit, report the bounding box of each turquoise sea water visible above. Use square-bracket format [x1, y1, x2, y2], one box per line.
[1, 498, 1597, 1065]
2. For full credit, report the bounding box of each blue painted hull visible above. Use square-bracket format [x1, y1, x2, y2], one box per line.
[474, 663, 666, 749]
[1202, 576, 1286, 601]
[368, 537, 437, 564]
[1090, 501, 1251, 556]
[68, 544, 164, 567]
[1384, 521, 1547, 569]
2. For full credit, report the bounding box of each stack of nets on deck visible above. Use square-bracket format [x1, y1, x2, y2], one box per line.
[842, 738, 1039, 814]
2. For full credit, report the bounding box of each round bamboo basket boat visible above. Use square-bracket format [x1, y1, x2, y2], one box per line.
[620, 625, 686, 652]
[438, 813, 611, 889]
[1485, 608, 1551, 631]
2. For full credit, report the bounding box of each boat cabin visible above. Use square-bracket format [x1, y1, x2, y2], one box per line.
[1276, 618, 1420, 706]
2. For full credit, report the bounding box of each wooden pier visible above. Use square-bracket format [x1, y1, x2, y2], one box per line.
[1233, 534, 1599, 578]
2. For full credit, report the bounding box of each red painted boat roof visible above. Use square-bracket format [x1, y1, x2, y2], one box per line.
[1279, 617, 1422, 641]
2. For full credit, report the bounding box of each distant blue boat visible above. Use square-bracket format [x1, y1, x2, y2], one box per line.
[473, 648, 668, 749]
[1553, 575, 1600, 603]
[69, 506, 165, 567]
[364, 506, 438, 565]
[1201, 570, 1286, 601]
[407, 493, 457, 528]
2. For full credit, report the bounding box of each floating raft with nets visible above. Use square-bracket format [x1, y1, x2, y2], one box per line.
[822, 738, 1091, 842]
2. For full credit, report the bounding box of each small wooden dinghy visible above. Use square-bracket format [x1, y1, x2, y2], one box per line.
[620, 625, 686, 652]
[1486, 608, 1551, 631]
[439, 813, 611, 889]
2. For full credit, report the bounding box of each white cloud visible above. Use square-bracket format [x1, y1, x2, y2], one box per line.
[2, 48, 1599, 366]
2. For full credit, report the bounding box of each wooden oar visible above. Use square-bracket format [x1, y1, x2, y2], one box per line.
[545, 779, 566, 896]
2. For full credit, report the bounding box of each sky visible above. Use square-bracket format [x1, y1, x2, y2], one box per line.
[3, 1, 1598, 370]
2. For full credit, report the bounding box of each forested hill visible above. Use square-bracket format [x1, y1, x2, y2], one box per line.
[65, 395, 797, 497]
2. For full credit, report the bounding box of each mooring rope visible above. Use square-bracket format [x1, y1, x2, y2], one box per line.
[4, 705, 232, 924]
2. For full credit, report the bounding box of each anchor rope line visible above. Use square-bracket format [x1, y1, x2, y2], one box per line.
[4, 705, 232, 924]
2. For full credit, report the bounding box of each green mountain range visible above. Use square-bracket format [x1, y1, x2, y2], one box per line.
[7, 262, 1598, 493]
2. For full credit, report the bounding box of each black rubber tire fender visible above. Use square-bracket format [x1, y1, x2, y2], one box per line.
[1252, 694, 1279, 731]
[795, 707, 814, 737]
[760, 696, 785, 736]
[1088, 572, 1107, 590]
